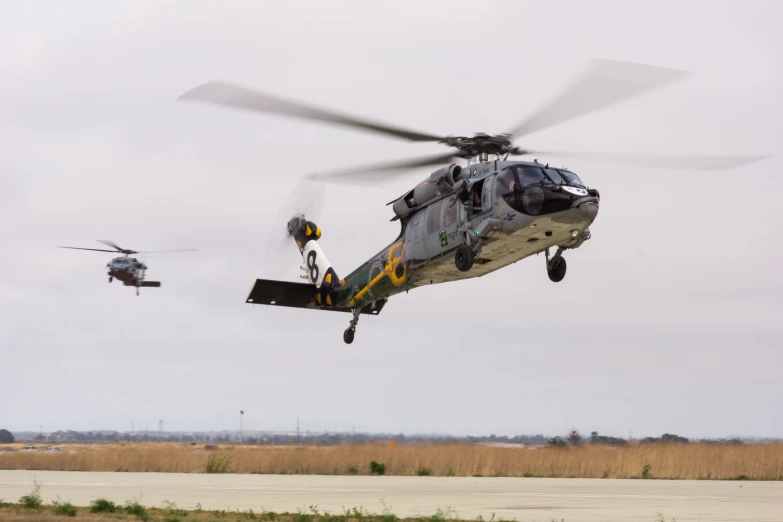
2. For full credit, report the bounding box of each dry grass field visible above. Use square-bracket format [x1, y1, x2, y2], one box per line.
[1, 442, 781, 480]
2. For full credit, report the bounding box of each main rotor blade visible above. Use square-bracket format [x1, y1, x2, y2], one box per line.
[507, 59, 688, 139]
[136, 249, 198, 254]
[57, 246, 118, 253]
[179, 81, 445, 143]
[312, 152, 461, 185]
[524, 150, 768, 171]
[95, 239, 124, 251]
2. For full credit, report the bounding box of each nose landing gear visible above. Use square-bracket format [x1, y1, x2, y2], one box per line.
[546, 247, 567, 283]
[455, 245, 475, 272]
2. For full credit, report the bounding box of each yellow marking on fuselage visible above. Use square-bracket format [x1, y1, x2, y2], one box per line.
[325, 272, 332, 284]
[348, 240, 407, 307]
[306, 224, 312, 236]
[315, 227, 321, 238]
[326, 294, 332, 306]
[496, 201, 506, 215]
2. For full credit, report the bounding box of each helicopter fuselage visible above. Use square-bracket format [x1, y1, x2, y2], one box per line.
[106, 256, 148, 287]
[293, 160, 599, 313]
[338, 160, 598, 310]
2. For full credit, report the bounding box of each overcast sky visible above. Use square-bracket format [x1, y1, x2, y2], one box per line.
[1, 1, 781, 439]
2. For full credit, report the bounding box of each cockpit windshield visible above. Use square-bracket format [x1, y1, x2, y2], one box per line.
[558, 169, 585, 187]
[518, 166, 547, 186]
[545, 168, 565, 184]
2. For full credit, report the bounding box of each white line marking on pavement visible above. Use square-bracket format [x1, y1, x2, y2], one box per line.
[197, 487, 384, 493]
[478, 493, 730, 500]
[0, 481, 137, 487]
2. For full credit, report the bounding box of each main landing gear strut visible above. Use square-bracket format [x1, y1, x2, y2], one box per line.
[343, 307, 361, 344]
[546, 247, 567, 282]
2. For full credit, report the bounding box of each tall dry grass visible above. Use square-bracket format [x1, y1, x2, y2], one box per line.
[1, 442, 781, 480]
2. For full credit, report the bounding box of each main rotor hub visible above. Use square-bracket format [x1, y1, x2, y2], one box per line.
[440, 134, 525, 159]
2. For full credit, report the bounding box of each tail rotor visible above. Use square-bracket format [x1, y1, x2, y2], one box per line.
[263, 174, 326, 279]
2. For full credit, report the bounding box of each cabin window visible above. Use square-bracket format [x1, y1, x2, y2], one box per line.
[443, 199, 458, 227]
[426, 199, 444, 234]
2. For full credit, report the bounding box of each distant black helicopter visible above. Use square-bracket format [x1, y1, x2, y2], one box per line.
[57, 240, 196, 296]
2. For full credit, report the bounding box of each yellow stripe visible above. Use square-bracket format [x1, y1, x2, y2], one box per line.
[326, 294, 332, 306]
[349, 240, 407, 307]
[325, 272, 332, 284]
[315, 227, 321, 238]
[306, 224, 312, 236]
[349, 269, 386, 307]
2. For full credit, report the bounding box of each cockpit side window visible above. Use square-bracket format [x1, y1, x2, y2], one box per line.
[516, 166, 546, 186]
[495, 167, 518, 205]
[558, 169, 585, 187]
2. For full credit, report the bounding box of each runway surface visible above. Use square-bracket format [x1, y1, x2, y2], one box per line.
[1, 470, 781, 521]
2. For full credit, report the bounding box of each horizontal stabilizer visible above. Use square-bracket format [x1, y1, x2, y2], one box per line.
[141, 281, 161, 287]
[245, 278, 385, 316]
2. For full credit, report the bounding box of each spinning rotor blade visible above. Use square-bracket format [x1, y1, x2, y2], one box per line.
[263, 175, 326, 279]
[95, 239, 127, 252]
[135, 248, 198, 254]
[57, 246, 119, 253]
[313, 152, 461, 185]
[521, 150, 768, 171]
[179, 81, 445, 143]
[507, 59, 688, 139]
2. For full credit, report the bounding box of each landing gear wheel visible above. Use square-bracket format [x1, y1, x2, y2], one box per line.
[547, 257, 567, 282]
[343, 328, 355, 344]
[109, 276, 113, 283]
[455, 245, 475, 272]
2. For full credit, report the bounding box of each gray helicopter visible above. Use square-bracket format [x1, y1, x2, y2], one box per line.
[57, 240, 196, 296]
[180, 59, 766, 343]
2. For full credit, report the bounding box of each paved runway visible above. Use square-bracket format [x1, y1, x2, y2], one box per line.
[1, 470, 780, 521]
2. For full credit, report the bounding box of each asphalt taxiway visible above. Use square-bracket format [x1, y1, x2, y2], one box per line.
[1, 470, 780, 521]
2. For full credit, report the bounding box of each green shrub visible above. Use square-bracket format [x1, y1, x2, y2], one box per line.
[370, 461, 386, 475]
[124, 498, 149, 521]
[19, 480, 43, 509]
[205, 452, 233, 474]
[416, 467, 432, 476]
[52, 499, 77, 517]
[642, 464, 652, 479]
[90, 498, 120, 513]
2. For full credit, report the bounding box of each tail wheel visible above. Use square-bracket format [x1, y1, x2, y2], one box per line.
[343, 328, 355, 344]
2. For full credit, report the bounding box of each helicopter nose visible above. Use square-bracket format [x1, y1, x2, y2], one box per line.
[578, 201, 599, 223]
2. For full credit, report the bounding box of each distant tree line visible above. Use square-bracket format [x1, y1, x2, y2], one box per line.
[3, 427, 759, 446]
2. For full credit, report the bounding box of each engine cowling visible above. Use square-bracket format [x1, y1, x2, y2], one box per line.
[430, 164, 467, 188]
[391, 164, 466, 217]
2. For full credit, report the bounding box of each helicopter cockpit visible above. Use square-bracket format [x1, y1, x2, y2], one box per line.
[496, 164, 588, 216]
